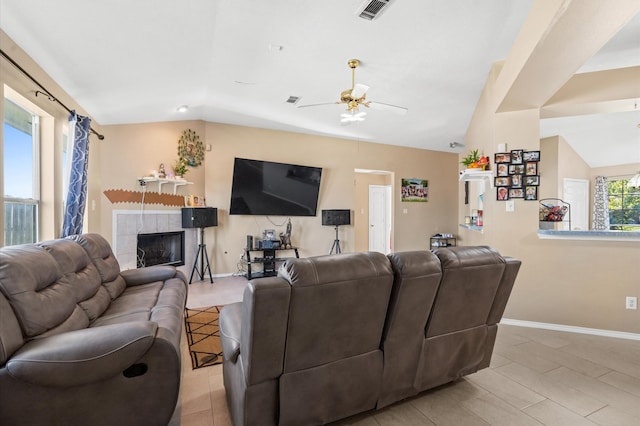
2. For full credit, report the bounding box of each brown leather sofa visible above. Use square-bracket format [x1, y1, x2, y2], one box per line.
[220, 246, 521, 425]
[0, 233, 188, 426]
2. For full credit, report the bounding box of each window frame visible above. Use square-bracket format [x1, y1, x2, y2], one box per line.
[607, 176, 640, 231]
[3, 93, 41, 245]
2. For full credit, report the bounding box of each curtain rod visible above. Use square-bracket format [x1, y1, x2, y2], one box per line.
[0, 48, 105, 140]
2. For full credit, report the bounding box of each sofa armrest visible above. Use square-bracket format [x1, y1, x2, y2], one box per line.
[120, 265, 177, 286]
[6, 321, 157, 387]
[220, 302, 243, 362]
[487, 256, 522, 324]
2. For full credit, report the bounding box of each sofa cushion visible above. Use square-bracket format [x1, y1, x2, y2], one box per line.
[0, 245, 77, 339]
[68, 233, 126, 299]
[38, 239, 110, 322]
[278, 252, 394, 373]
[427, 246, 505, 337]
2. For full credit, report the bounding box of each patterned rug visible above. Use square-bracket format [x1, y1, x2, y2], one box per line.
[184, 306, 224, 369]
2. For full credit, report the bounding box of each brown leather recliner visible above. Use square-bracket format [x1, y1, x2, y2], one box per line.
[219, 252, 394, 426]
[220, 246, 520, 425]
[379, 246, 521, 407]
[0, 234, 187, 426]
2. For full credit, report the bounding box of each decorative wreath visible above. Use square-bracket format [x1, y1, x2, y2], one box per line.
[178, 129, 204, 167]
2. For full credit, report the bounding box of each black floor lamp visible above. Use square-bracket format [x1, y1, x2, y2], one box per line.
[182, 207, 218, 284]
[322, 209, 351, 255]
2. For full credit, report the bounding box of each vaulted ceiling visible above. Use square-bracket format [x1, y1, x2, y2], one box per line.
[1, 0, 638, 166]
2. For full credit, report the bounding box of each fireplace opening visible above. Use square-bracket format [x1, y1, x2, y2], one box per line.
[137, 231, 185, 268]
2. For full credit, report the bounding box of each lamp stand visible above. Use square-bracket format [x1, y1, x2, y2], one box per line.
[329, 225, 342, 255]
[189, 227, 213, 284]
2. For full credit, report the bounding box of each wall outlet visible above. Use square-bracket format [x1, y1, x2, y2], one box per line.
[626, 296, 637, 310]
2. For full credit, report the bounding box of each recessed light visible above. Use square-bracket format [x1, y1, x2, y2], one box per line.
[177, 105, 188, 113]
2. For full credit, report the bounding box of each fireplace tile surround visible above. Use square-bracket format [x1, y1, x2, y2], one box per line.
[112, 210, 197, 275]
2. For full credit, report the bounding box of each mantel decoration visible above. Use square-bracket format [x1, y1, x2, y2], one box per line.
[178, 129, 204, 167]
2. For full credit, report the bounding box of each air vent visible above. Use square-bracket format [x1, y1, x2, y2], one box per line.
[285, 96, 300, 104]
[357, 0, 394, 21]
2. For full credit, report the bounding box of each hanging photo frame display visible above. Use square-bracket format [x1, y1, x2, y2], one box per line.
[494, 149, 540, 201]
[178, 129, 205, 167]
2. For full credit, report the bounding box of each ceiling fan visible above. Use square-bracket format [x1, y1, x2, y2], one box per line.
[298, 59, 408, 117]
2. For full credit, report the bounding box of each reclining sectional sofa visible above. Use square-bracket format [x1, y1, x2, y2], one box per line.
[220, 246, 521, 426]
[0, 233, 188, 426]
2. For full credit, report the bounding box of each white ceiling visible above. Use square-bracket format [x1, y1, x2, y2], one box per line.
[0, 0, 637, 165]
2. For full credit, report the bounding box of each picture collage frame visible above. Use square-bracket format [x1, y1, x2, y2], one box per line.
[494, 150, 540, 201]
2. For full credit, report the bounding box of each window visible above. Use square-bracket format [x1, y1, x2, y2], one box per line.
[608, 177, 640, 231]
[3, 98, 39, 245]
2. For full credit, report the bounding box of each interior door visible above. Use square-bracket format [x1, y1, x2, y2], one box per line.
[563, 178, 589, 230]
[369, 185, 390, 253]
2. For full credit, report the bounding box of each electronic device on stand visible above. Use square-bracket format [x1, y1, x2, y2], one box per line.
[182, 207, 218, 284]
[322, 209, 351, 255]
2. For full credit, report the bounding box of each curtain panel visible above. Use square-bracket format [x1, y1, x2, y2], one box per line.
[61, 111, 91, 237]
[592, 176, 609, 231]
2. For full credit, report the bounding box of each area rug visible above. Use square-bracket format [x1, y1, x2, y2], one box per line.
[184, 306, 224, 369]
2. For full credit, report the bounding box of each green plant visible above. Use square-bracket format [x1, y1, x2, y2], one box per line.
[461, 149, 480, 167]
[173, 158, 188, 177]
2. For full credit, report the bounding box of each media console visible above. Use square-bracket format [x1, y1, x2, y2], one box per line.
[245, 246, 300, 280]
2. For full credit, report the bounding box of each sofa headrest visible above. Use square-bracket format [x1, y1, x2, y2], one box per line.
[279, 251, 393, 287]
[0, 244, 76, 338]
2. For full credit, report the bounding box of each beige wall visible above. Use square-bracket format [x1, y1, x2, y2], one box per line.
[540, 135, 591, 199]
[461, 2, 640, 334]
[98, 121, 458, 274]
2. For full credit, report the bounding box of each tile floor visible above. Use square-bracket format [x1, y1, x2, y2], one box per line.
[178, 276, 640, 426]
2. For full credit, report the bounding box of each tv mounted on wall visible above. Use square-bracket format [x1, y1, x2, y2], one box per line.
[229, 157, 322, 216]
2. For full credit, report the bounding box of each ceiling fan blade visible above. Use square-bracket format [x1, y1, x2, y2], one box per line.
[297, 102, 339, 108]
[351, 83, 369, 99]
[369, 101, 408, 115]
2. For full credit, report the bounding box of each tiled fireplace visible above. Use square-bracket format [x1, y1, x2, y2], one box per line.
[112, 210, 197, 275]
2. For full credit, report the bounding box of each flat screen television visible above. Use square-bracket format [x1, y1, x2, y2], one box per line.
[229, 157, 322, 216]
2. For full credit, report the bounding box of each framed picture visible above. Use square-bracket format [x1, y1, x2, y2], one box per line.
[510, 149, 523, 164]
[497, 163, 509, 176]
[187, 194, 206, 207]
[523, 150, 540, 161]
[508, 164, 525, 175]
[509, 188, 524, 198]
[401, 178, 428, 202]
[525, 161, 538, 176]
[511, 174, 523, 188]
[525, 175, 540, 186]
[497, 187, 509, 201]
[495, 176, 511, 187]
[524, 186, 538, 200]
[494, 152, 511, 163]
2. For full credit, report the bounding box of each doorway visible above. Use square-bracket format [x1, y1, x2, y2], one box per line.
[563, 178, 589, 230]
[354, 169, 393, 253]
[369, 185, 391, 253]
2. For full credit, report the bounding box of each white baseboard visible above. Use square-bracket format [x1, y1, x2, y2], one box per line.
[500, 318, 640, 341]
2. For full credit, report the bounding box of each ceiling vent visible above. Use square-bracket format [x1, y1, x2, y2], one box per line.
[285, 96, 300, 105]
[357, 0, 394, 21]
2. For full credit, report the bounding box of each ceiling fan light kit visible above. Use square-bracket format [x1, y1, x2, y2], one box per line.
[298, 58, 408, 119]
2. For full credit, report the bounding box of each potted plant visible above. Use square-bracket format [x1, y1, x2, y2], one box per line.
[461, 149, 490, 170]
[173, 158, 189, 178]
[461, 149, 480, 168]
